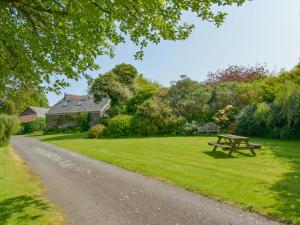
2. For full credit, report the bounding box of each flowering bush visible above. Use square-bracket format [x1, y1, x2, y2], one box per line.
[89, 124, 106, 138]
[181, 121, 203, 135]
[228, 123, 237, 134]
[213, 105, 238, 128]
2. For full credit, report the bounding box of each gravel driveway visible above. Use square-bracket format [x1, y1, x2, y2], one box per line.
[11, 136, 283, 225]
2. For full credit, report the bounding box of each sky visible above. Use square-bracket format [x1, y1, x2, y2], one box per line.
[47, 0, 300, 106]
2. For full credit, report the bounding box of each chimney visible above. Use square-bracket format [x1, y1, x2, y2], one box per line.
[62, 93, 67, 107]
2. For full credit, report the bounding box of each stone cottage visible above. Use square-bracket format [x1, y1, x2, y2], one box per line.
[46, 94, 110, 129]
[18, 106, 49, 123]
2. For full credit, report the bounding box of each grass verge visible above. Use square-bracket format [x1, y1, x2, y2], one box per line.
[38, 133, 300, 224]
[0, 146, 66, 225]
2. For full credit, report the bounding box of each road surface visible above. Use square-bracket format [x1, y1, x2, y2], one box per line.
[11, 136, 283, 225]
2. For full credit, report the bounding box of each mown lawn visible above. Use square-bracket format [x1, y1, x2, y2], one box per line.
[0, 146, 66, 225]
[38, 133, 300, 224]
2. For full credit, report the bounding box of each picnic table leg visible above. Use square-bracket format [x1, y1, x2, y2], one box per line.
[228, 141, 237, 156]
[213, 137, 222, 152]
[245, 140, 256, 156]
[250, 149, 256, 156]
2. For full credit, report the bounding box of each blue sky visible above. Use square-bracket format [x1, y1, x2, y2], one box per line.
[47, 0, 300, 106]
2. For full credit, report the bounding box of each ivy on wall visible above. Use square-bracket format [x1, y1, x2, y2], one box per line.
[53, 112, 90, 131]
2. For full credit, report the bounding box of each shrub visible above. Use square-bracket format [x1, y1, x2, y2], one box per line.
[236, 106, 264, 136]
[132, 98, 184, 136]
[213, 105, 238, 128]
[98, 116, 109, 126]
[181, 121, 203, 135]
[0, 114, 20, 146]
[21, 118, 46, 134]
[89, 124, 106, 138]
[106, 115, 133, 137]
[228, 123, 237, 134]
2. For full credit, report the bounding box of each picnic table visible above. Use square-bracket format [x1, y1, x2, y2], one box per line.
[208, 134, 261, 156]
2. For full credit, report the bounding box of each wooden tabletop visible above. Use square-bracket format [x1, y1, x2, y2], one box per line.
[218, 134, 249, 140]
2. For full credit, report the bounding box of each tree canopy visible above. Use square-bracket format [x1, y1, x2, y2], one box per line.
[0, 0, 245, 93]
[0, 85, 48, 115]
[91, 63, 138, 104]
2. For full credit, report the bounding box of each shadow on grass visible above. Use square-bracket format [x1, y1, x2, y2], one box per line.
[0, 195, 49, 225]
[39, 132, 218, 142]
[203, 151, 234, 159]
[40, 133, 88, 142]
[264, 140, 300, 224]
[204, 150, 255, 159]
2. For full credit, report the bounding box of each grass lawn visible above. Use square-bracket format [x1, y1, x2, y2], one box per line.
[38, 133, 300, 224]
[0, 146, 66, 225]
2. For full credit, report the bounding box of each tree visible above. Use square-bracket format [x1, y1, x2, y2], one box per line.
[236, 106, 264, 137]
[167, 75, 212, 122]
[125, 76, 159, 114]
[273, 80, 300, 130]
[0, 85, 48, 114]
[210, 82, 238, 107]
[133, 97, 184, 135]
[91, 64, 138, 105]
[0, 0, 246, 93]
[204, 65, 268, 84]
[92, 64, 159, 116]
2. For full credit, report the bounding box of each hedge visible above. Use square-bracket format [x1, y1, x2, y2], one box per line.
[106, 115, 133, 137]
[21, 118, 46, 134]
[0, 114, 20, 146]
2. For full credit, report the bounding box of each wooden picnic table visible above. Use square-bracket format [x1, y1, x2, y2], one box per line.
[208, 134, 261, 156]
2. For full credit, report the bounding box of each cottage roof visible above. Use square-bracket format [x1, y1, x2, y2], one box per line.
[46, 94, 109, 115]
[18, 106, 49, 123]
[28, 106, 49, 118]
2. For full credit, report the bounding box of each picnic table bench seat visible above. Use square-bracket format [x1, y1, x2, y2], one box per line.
[249, 144, 262, 149]
[208, 142, 231, 150]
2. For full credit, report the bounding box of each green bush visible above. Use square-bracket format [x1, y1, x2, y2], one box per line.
[132, 98, 184, 136]
[0, 114, 20, 146]
[98, 116, 109, 126]
[21, 118, 46, 134]
[236, 106, 264, 137]
[106, 115, 133, 137]
[89, 124, 106, 138]
[181, 121, 203, 135]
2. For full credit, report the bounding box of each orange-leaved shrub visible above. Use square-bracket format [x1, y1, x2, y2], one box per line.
[88, 124, 106, 138]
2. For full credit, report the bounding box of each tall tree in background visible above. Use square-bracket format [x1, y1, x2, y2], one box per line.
[0, 0, 245, 93]
[204, 65, 268, 84]
[91, 64, 138, 105]
[0, 86, 48, 115]
[167, 75, 212, 122]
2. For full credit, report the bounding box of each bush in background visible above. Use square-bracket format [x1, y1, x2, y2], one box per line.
[236, 106, 264, 137]
[89, 124, 106, 138]
[213, 105, 238, 128]
[98, 116, 110, 126]
[106, 115, 133, 137]
[132, 98, 184, 136]
[0, 114, 20, 146]
[181, 121, 203, 135]
[21, 118, 46, 134]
